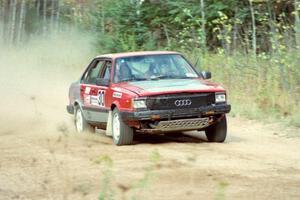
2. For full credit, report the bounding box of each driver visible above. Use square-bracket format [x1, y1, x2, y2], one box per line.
[157, 59, 170, 76]
[145, 63, 159, 78]
[115, 61, 133, 82]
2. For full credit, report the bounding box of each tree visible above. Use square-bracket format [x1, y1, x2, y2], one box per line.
[9, 0, 17, 44]
[249, 0, 257, 60]
[16, 0, 26, 44]
[43, 0, 47, 36]
[200, 0, 206, 52]
[295, 0, 300, 48]
[0, 0, 298, 54]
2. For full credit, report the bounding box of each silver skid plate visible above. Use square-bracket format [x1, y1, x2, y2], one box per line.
[141, 117, 210, 133]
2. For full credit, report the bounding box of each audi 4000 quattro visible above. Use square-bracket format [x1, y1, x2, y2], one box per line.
[67, 51, 231, 145]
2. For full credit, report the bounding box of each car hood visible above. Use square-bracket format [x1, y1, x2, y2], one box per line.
[117, 78, 225, 96]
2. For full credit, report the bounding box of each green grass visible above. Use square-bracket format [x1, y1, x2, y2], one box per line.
[94, 150, 161, 200]
[214, 181, 229, 200]
[188, 50, 300, 127]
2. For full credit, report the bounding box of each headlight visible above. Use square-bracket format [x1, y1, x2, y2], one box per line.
[215, 93, 226, 103]
[132, 98, 147, 109]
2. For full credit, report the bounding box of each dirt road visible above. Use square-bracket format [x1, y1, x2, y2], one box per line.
[0, 50, 300, 200]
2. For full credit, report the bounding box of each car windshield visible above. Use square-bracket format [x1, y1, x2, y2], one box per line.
[113, 54, 199, 83]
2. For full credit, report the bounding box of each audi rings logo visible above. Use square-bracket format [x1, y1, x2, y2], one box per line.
[174, 99, 192, 107]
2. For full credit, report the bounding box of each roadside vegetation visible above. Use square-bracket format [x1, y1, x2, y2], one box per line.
[1, 0, 299, 127]
[94, 150, 161, 200]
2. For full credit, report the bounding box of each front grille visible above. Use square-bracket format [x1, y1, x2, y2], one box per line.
[146, 93, 214, 110]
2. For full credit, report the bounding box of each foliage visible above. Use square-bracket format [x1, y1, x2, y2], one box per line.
[214, 181, 229, 200]
[95, 155, 115, 200]
[199, 50, 300, 125]
[93, 151, 161, 200]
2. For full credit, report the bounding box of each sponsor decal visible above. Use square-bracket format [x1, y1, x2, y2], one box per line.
[112, 87, 122, 92]
[90, 96, 98, 106]
[90, 90, 105, 107]
[85, 87, 91, 94]
[113, 92, 122, 98]
[84, 95, 91, 104]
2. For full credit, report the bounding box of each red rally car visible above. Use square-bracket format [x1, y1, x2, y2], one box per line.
[67, 51, 231, 145]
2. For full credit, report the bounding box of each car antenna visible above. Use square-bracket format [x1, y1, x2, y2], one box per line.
[194, 57, 203, 76]
[194, 57, 200, 68]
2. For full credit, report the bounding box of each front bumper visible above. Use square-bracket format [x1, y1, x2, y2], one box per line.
[120, 103, 231, 121]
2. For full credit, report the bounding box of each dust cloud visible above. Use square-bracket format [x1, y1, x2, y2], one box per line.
[0, 30, 95, 133]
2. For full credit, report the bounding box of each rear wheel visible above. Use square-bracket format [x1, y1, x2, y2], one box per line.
[112, 108, 133, 145]
[74, 106, 93, 133]
[205, 115, 227, 142]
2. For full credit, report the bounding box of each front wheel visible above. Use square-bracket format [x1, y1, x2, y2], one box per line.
[205, 115, 227, 142]
[112, 108, 133, 145]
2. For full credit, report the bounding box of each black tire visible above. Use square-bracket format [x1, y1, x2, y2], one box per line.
[112, 108, 133, 145]
[74, 106, 94, 133]
[205, 115, 227, 142]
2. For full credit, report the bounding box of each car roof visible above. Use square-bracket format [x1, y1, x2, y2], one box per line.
[95, 51, 182, 59]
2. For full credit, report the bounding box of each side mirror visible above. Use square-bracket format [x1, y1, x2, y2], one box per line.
[201, 71, 212, 79]
[95, 78, 109, 86]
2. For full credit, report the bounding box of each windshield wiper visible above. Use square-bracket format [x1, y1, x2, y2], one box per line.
[150, 75, 168, 80]
[134, 77, 148, 81]
[174, 76, 192, 79]
[119, 77, 147, 82]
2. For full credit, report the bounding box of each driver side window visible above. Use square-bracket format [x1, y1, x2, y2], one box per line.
[84, 60, 104, 84]
[102, 61, 112, 80]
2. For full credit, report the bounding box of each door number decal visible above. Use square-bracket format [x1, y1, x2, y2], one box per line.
[90, 90, 105, 107]
[97, 90, 105, 107]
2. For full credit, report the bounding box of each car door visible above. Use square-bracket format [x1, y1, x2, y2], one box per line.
[80, 59, 111, 123]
